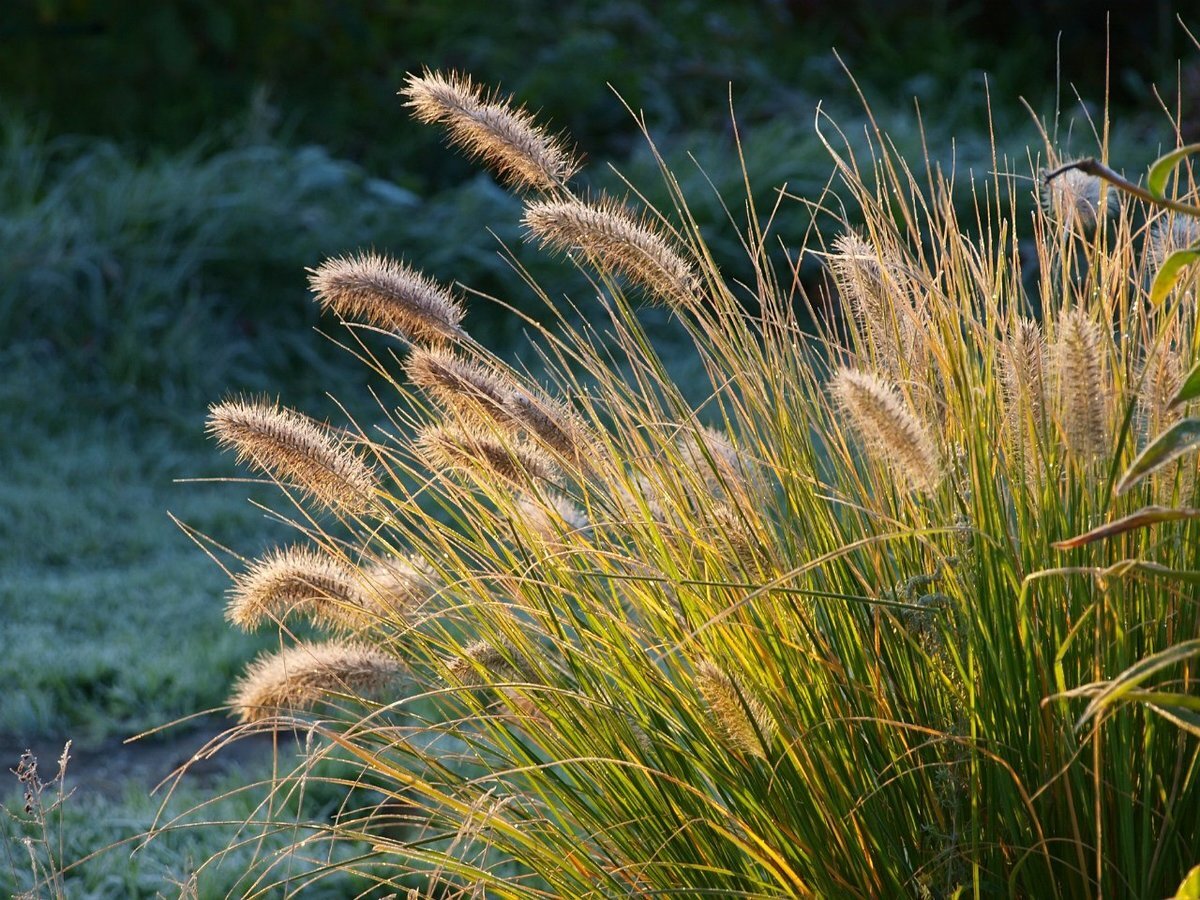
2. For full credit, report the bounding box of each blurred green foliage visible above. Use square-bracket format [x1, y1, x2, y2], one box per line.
[4, 0, 1186, 176]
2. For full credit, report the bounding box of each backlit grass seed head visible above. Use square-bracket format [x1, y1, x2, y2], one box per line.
[523, 197, 699, 307]
[1148, 214, 1200, 269]
[362, 557, 441, 619]
[1001, 319, 1047, 480]
[227, 546, 373, 631]
[207, 398, 377, 513]
[416, 424, 556, 487]
[308, 252, 466, 344]
[829, 368, 941, 492]
[515, 491, 589, 541]
[1053, 307, 1109, 460]
[230, 640, 403, 724]
[678, 425, 756, 497]
[1042, 166, 1115, 230]
[445, 640, 519, 688]
[694, 661, 775, 759]
[406, 348, 512, 422]
[828, 231, 932, 383]
[502, 391, 585, 461]
[401, 70, 580, 192]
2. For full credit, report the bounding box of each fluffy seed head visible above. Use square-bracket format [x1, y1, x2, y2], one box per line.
[524, 196, 698, 307]
[1148, 214, 1200, 269]
[678, 425, 757, 498]
[207, 398, 377, 513]
[1053, 307, 1109, 460]
[1042, 166, 1115, 229]
[401, 70, 580, 191]
[828, 231, 925, 377]
[829, 369, 941, 492]
[406, 348, 512, 422]
[227, 546, 374, 632]
[501, 390, 585, 462]
[694, 661, 775, 759]
[362, 556, 441, 619]
[308, 252, 466, 344]
[416, 424, 556, 486]
[515, 491, 589, 541]
[1001, 319, 1047, 482]
[230, 641, 403, 724]
[444, 640, 520, 688]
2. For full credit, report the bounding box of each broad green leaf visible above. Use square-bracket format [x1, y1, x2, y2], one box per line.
[1053, 506, 1200, 549]
[1075, 639, 1200, 730]
[1170, 360, 1200, 409]
[1150, 248, 1200, 306]
[1105, 560, 1200, 584]
[1116, 419, 1200, 494]
[1148, 143, 1200, 199]
[1175, 864, 1200, 900]
[1153, 704, 1200, 740]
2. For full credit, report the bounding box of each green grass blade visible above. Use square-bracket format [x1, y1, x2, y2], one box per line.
[1148, 144, 1200, 199]
[1115, 419, 1200, 494]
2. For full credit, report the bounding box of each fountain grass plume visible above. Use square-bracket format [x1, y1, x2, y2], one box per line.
[207, 397, 377, 513]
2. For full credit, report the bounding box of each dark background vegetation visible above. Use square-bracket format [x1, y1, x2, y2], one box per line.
[0, 1, 1192, 892]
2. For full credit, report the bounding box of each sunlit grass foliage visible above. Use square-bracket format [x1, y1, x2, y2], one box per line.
[190, 68, 1200, 897]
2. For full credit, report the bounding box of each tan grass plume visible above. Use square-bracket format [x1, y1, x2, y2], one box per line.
[1053, 307, 1109, 460]
[677, 425, 757, 498]
[401, 70, 580, 192]
[828, 231, 923, 377]
[228, 546, 374, 631]
[1000, 319, 1047, 481]
[694, 661, 775, 759]
[416, 424, 556, 487]
[829, 368, 941, 492]
[208, 398, 377, 513]
[230, 640, 403, 724]
[1042, 165, 1116, 230]
[406, 348, 512, 422]
[362, 556, 441, 619]
[524, 196, 698, 307]
[514, 491, 589, 541]
[308, 252, 466, 344]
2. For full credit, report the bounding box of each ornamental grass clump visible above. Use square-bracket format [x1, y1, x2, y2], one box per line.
[182, 67, 1200, 897]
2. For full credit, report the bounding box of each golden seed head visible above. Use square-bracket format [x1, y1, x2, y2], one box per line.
[308, 251, 466, 344]
[693, 661, 775, 759]
[361, 556, 441, 619]
[523, 196, 698, 307]
[515, 491, 589, 541]
[1053, 307, 1108, 460]
[1148, 214, 1200, 269]
[416, 424, 556, 487]
[501, 390, 585, 461]
[1041, 166, 1115, 229]
[207, 398, 377, 513]
[230, 641, 403, 724]
[829, 368, 941, 492]
[400, 70, 580, 191]
[677, 425, 757, 497]
[406, 348, 512, 422]
[444, 640, 519, 688]
[227, 545, 373, 632]
[1001, 319, 1047, 484]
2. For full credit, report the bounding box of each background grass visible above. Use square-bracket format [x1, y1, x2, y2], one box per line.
[0, 3, 1191, 891]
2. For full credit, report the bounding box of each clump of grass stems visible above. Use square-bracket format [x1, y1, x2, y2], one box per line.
[182, 68, 1200, 897]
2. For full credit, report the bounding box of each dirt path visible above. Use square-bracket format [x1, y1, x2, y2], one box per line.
[3, 719, 280, 802]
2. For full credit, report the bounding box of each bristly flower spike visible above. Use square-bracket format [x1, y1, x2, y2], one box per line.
[230, 641, 403, 724]
[829, 368, 941, 492]
[308, 252, 467, 344]
[523, 195, 699, 308]
[401, 69, 580, 192]
[207, 398, 378, 513]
